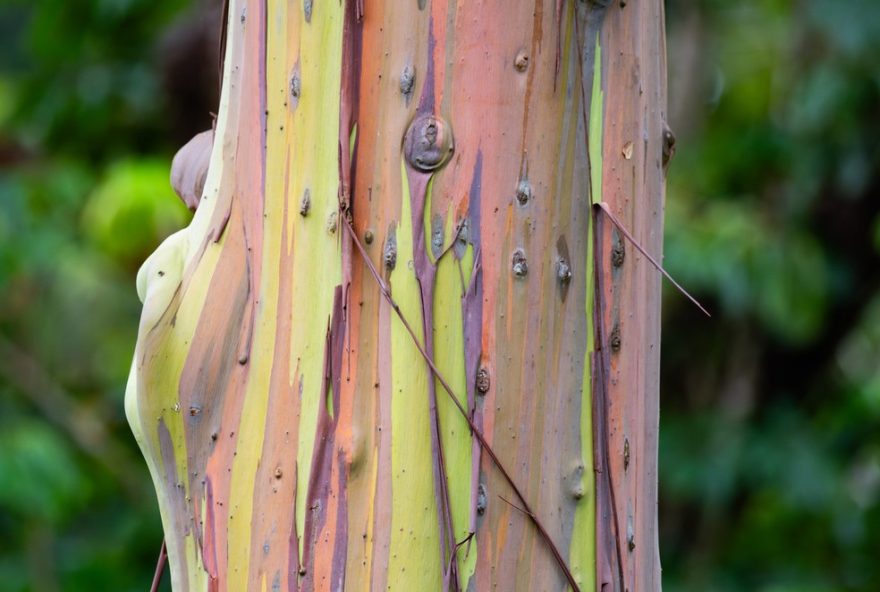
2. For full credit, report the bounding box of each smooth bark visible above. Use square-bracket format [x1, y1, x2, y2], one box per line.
[126, 1, 667, 590]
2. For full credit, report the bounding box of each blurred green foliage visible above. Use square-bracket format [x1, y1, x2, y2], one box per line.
[662, 1, 880, 590]
[0, 0, 878, 590]
[0, 0, 194, 590]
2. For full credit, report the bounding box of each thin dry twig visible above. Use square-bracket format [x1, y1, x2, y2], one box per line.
[150, 540, 167, 592]
[594, 202, 711, 317]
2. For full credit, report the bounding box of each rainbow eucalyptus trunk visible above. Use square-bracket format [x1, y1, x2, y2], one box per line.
[126, 0, 668, 590]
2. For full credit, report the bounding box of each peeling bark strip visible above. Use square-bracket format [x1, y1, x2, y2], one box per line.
[342, 218, 579, 592]
[128, 1, 668, 590]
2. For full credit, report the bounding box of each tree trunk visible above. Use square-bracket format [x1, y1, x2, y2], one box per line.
[125, 1, 667, 590]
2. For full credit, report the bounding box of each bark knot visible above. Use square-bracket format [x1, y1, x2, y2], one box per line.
[403, 114, 453, 173]
[512, 249, 528, 278]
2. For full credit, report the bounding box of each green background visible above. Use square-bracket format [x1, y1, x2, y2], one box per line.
[1, 0, 878, 590]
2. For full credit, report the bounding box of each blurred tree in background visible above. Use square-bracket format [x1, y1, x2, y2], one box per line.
[0, 0, 877, 590]
[662, 1, 880, 590]
[0, 1, 219, 589]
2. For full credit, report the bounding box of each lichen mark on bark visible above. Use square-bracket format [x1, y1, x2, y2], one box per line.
[301, 287, 348, 591]
[342, 219, 582, 592]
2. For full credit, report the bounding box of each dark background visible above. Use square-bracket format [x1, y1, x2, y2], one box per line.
[1, 0, 878, 590]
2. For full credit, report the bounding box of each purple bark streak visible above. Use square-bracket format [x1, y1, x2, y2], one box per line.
[462, 153, 485, 536]
[302, 289, 346, 592]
